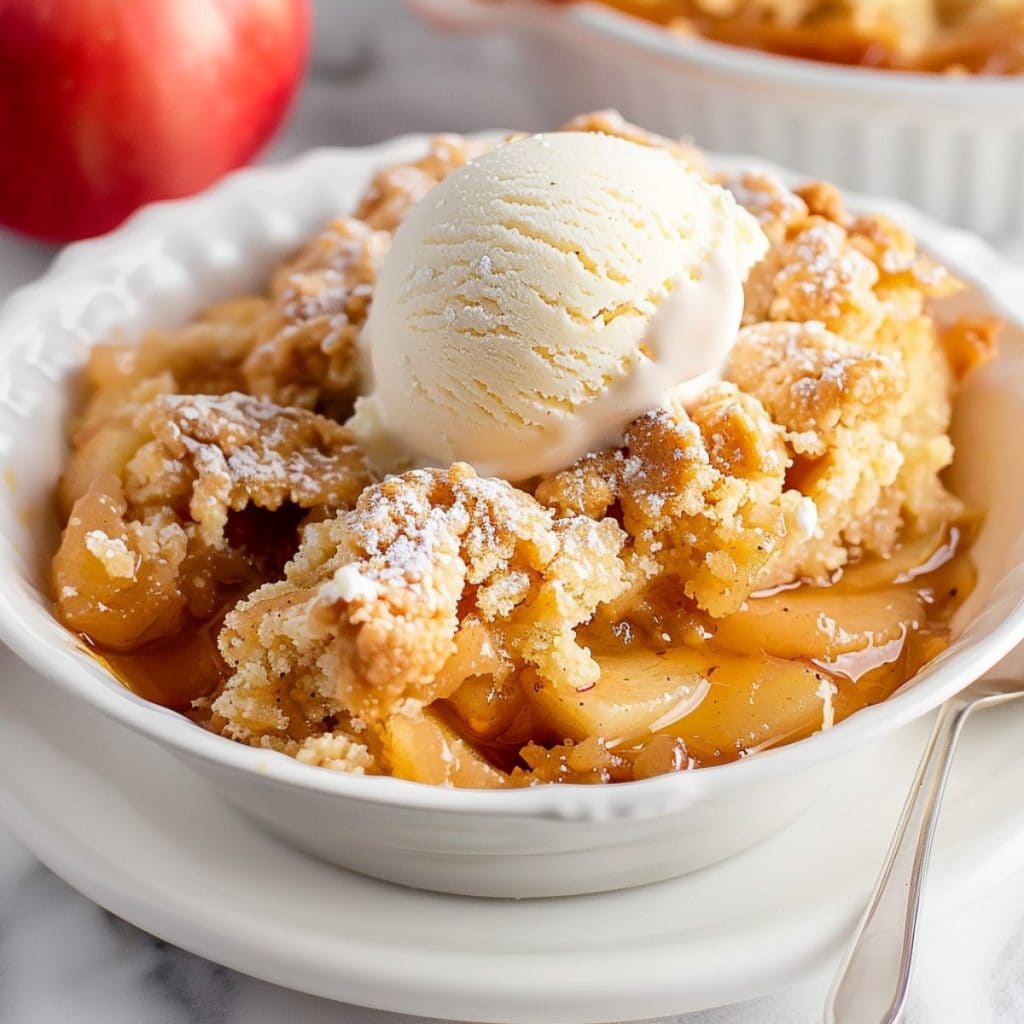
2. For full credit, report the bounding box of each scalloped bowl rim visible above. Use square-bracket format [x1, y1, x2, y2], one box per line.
[0, 136, 1023, 822]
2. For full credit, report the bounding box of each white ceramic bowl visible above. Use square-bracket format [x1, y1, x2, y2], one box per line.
[411, 0, 1024, 239]
[0, 138, 1023, 899]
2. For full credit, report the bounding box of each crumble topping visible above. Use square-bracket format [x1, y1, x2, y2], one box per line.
[560, 109, 708, 171]
[51, 112, 996, 785]
[726, 321, 905, 456]
[537, 385, 790, 617]
[83, 529, 137, 580]
[294, 732, 375, 774]
[216, 463, 627, 732]
[242, 217, 391, 415]
[355, 135, 495, 232]
[55, 392, 374, 650]
[125, 392, 374, 548]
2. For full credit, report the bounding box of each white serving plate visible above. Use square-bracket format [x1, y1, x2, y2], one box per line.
[0, 137, 1023, 898]
[412, 0, 1024, 238]
[2, 643, 1024, 1023]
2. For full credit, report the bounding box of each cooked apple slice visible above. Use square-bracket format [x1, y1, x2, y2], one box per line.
[712, 586, 923, 661]
[384, 709, 507, 788]
[446, 675, 525, 741]
[527, 648, 709, 747]
[658, 653, 846, 765]
[58, 421, 148, 518]
[831, 528, 950, 591]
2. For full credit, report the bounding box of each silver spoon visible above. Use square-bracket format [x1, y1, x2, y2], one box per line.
[825, 676, 1024, 1024]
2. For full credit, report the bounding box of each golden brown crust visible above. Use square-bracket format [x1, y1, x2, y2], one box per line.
[559, 109, 708, 171]
[125, 392, 374, 548]
[242, 217, 390, 415]
[50, 111, 995, 784]
[355, 135, 495, 232]
[537, 385, 790, 617]
[55, 391, 375, 654]
[725, 320, 904, 454]
[216, 464, 627, 737]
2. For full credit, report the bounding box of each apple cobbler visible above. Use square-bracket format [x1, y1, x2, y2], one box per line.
[589, 0, 1024, 73]
[53, 112, 996, 787]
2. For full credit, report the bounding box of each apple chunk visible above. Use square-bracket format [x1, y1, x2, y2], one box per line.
[528, 645, 844, 765]
[446, 675, 525, 740]
[384, 710, 507, 788]
[527, 648, 709, 747]
[712, 587, 923, 661]
[658, 653, 840, 765]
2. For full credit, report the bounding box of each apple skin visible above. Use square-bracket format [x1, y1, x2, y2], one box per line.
[0, 0, 311, 241]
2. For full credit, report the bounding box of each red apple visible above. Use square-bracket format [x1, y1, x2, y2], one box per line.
[0, 0, 310, 241]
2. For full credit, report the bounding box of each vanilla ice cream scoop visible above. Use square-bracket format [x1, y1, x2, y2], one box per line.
[353, 131, 768, 478]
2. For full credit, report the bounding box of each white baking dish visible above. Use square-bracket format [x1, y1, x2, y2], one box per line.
[411, 0, 1024, 239]
[0, 137, 1022, 898]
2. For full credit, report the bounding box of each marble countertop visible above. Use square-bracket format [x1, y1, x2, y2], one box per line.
[1, 5, 1023, 1022]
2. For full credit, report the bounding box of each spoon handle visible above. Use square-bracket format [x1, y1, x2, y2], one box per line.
[824, 699, 971, 1024]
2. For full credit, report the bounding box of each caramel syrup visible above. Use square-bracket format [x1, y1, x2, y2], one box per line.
[90, 518, 976, 772]
[583, 521, 977, 766]
[80, 505, 305, 717]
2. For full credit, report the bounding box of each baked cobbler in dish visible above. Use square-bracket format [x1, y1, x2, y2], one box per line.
[53, 113, 996, 787]
[589, 0, 1024, 73]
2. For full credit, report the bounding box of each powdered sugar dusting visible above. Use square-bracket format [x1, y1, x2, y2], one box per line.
[84, 531, 136, 579]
